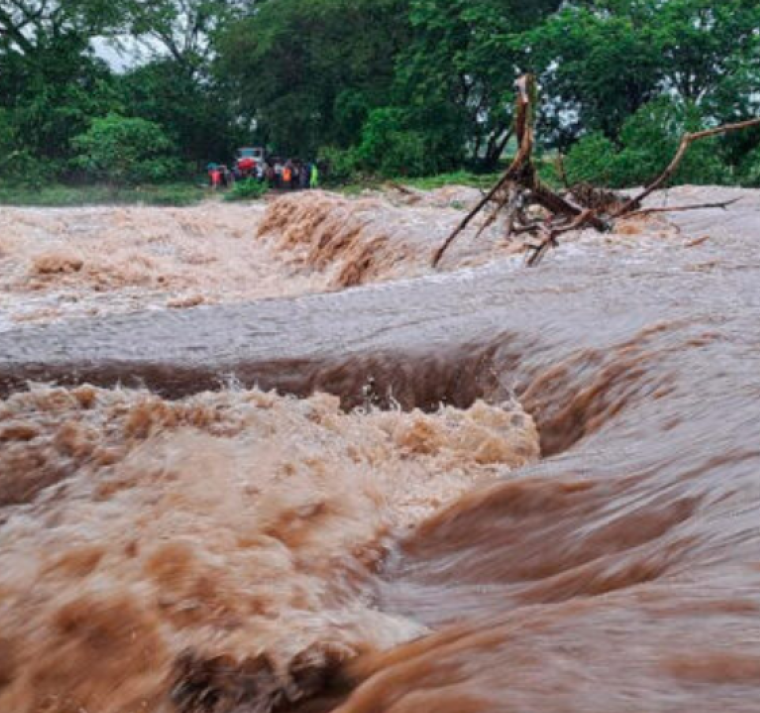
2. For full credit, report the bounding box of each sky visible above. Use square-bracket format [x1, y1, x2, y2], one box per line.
[92, 36, 156, 72]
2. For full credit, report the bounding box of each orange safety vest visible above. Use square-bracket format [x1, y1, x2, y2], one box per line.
[283, 167, 292, 182]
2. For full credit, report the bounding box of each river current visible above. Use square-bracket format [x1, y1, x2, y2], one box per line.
[1, 186, 759, 712]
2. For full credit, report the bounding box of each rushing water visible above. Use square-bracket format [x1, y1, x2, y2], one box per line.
[0, 188, 493, 331]
[1, 187, 759, 712]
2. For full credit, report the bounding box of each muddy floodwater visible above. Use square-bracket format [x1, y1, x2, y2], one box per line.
[1, 185, 760, 712]
[0, 186, 501, 330]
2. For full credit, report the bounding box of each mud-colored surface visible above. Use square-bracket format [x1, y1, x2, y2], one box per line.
[0, 385, 537, 712]
[0, 201, 274, 329]
[0, 188, 503, 330]
[0, 185, 679, 330]
[1, 186, 760, 711]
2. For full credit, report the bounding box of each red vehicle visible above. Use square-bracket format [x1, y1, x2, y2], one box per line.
[236, 147, 266, 177]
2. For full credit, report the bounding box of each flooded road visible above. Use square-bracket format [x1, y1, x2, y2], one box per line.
[1, 186, 760, 711]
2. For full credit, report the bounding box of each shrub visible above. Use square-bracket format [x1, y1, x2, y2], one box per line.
[0, 110, 48, 187]
[564, 133, 620, 187]
[317, 146, 360, 184]
[224, 178, 269, 202]
[72, 114, 181, 185]
[617, 100, 730, 186]
[0, 183, 203, 207]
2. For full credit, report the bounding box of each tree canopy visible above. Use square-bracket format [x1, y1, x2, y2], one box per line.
[0, 0, 758, 185]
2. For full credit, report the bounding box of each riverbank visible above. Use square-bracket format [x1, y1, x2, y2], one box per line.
[0, 182, 210, 208]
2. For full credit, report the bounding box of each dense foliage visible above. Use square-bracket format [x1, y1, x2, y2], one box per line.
[565, 98, 733, 188]
[1, 0, 758, 186]
[72, 113, 179, 184]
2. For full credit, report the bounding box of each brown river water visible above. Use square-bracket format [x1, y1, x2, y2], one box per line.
[0, 186, 498, 330]
[0, 186, 759, 712]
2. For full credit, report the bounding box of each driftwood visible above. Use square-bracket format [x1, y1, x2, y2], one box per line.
[431, 76, 537, 267]
[432, 79, 760, 268]
[432, 75, 606, 267]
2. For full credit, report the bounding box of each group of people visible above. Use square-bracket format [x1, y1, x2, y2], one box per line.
[207, 158, 320, 191]
[262, 159, 320, 190]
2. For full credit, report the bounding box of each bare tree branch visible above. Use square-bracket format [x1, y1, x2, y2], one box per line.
[620, 198, 741, 220]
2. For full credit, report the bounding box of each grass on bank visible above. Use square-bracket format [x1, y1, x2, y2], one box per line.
[0, 174, 500, 206]
[0, 182, 206, 207]
[333, 170, 503, 196]
[401, 170, 503, 191]
[333, 159, 563, 196]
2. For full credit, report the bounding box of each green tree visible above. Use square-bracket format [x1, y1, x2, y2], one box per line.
[218, 0, 411, 157]
[397, 0, 563, 168]
[0, 1, 122, 57]
[73, 113, 180, 185]
[120, 59, 243, 165]
[0, 107, 30, 181]
[523, 5, 661, 144]
[643, 0, 760, 110]
[525, 0, 760, 145]
[2, 0, 759, 186]
[2, 41, 121, 167]
[121, 0, 246, 74]
[565, 97, 732, 188]
[118, 1, 248, 165]
[0, 2, 124, 171]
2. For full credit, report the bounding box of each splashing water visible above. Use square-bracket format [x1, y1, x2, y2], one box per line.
[1, 186, 760, 711]
[0, 385, 538, 712]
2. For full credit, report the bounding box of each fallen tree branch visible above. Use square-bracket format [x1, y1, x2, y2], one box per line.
[620, 198, 741, 220]
[431, 88, 758, 269]
[431, 77, 538, 268]
[432, 171, 514, 266]
[472, 184, 517, 241]
[525, 208, 598, 267]
[433, 75, 612, 268]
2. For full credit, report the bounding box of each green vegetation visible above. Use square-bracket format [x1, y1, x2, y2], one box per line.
[224, 178, 270, 202]
[402, 172, 504, 192]
[741, 149, 760, 188]
[333, 170, 502, 196]
[0, 0, 758, 196]
[0, 183, 204, 207]
[73, 114, 181, 185]
[565, 99, 732, 188]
